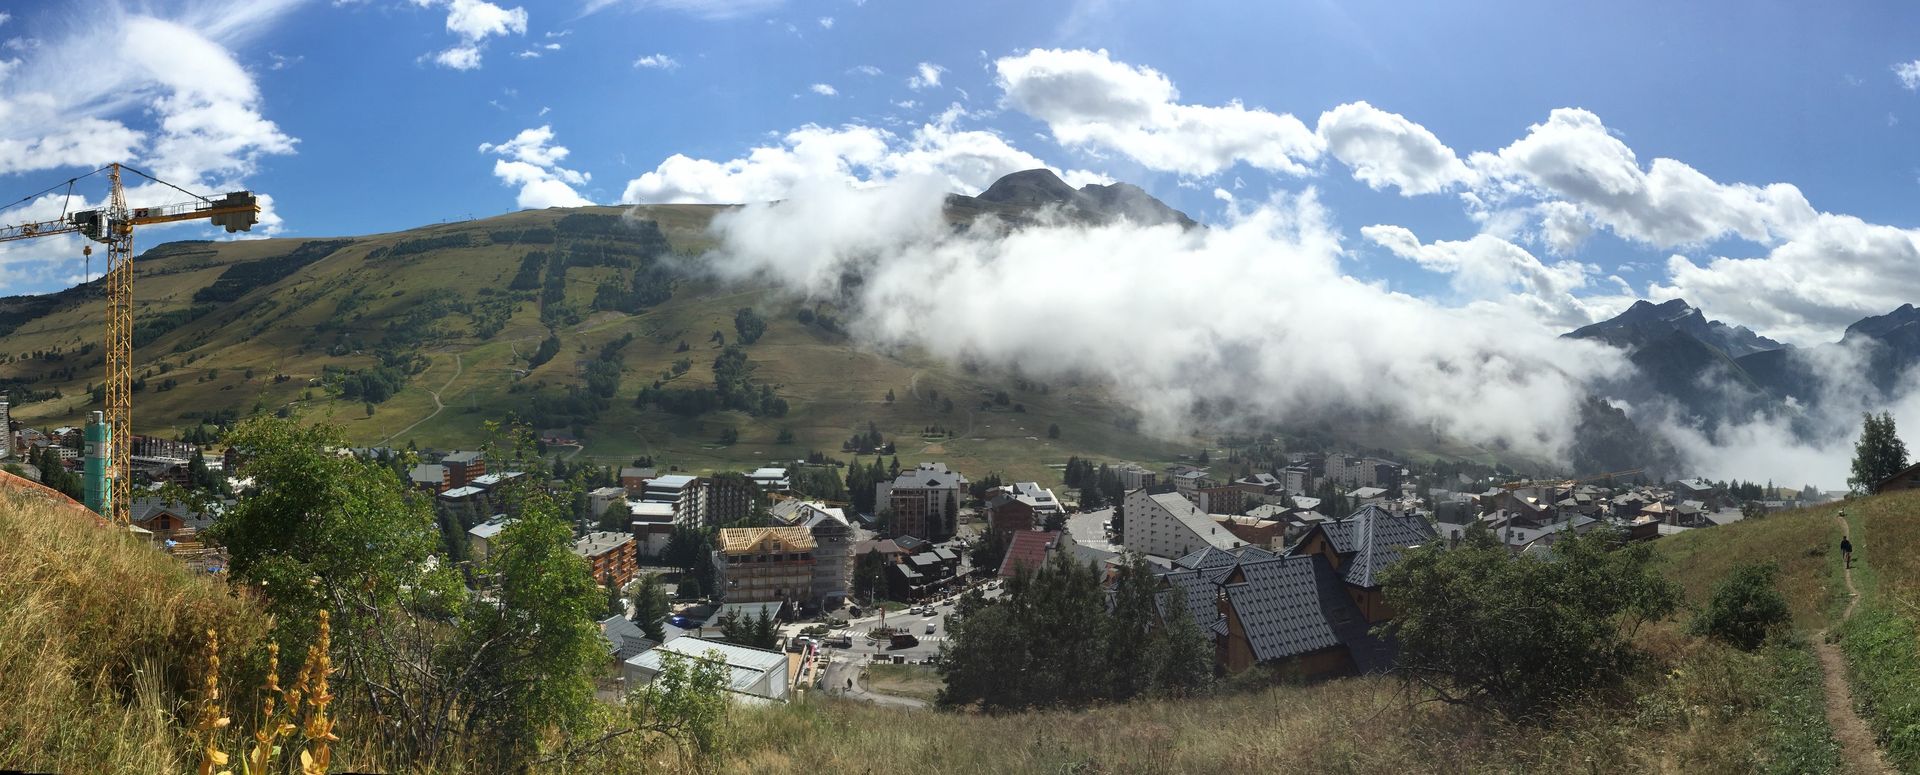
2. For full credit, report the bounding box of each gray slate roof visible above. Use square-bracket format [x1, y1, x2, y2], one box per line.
[1306, 504, 1437, 588]
[1223, 554, 1385, 667]
[1156, 568, 1224, 635]
[599, 615, 658, 661]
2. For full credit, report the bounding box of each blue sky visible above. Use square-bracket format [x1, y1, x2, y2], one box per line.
[4, 0, 1920, 344]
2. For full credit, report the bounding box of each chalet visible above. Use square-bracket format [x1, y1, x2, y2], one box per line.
[891, 546, 961, 599]
[1284, 504, 1437, 623]
[1154, 548, 1389, 679]
[129, 498, 216, 542]
[1672, 479, 1731, 511]
[1874, 462, 1920, 495]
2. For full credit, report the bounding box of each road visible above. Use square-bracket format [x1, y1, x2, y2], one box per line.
[379, 351, 462, 446]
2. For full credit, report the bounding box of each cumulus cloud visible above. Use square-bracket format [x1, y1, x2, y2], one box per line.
[1316, 101, 1474, 196]
[849, 64, 881, 76]
[702, 180, 1627, 463]
[633, 53, 679, 70]
[1650, 214, 1920, 345]
[621, 108, 1102, 204]
[480, 125, 592, 208]
[994, 48, 1321, 177]
[419, 0, 527, 70]
[907, 61, 944, 90]
[0, 2, 298, 295]
[1897, 60, 1920, 91]
[1362, 224, 1608, 329]
[1469, 108, 1817, 249]
[433, 45, 482, 69]
[809, 82, 837, 97]
[818, 16, 833, 28]
[0, 3, 295, 205]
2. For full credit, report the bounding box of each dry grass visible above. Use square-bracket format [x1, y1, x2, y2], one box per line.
[720, 627, 1815, 775]
[1654, 503, 1844, 630]
[0, 487, 271, 773]
[864, 664, 943, 704]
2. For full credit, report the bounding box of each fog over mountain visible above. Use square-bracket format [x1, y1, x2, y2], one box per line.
[685, 170, 1920, 489]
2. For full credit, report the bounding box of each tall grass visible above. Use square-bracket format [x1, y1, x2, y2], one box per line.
[1830, 490, 1920, 771]
[721, 627, 1824, 774]
[1654, 504, 1843, 630]
[0, 488, 270, 773]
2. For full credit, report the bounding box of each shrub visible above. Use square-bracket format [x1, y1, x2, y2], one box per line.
[1690, 562, 1790, 651]
[1380, 525, 1680, 721]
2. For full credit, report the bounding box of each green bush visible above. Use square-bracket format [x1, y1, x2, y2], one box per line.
[1690, 562, 1790, 651]
[1379, 526, 1680, 721]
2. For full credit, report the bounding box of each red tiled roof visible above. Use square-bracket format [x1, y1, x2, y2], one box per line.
[998, 530, 1061, 578]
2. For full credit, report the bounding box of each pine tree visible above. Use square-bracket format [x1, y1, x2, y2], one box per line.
[628, 574, 670, 641]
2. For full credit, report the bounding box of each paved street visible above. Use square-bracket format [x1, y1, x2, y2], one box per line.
[1066, 508, 1119, 552]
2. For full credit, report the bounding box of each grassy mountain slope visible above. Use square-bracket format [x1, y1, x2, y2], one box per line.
[0, 204, 1189, 481]
[0, 483, 270, 773]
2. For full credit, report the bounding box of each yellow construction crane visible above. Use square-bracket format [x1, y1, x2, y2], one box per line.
[0, 163, 259, 524]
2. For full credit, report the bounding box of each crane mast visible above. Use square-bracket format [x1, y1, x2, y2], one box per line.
[0, 163, 260, 524]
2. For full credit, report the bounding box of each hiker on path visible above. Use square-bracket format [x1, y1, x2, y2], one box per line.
[1842, 534, 1854, 569]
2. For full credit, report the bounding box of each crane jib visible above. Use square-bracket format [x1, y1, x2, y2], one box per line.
[0, 164, 263, 525]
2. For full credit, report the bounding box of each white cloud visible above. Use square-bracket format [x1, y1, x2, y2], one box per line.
[633, 53, 679, 70]
[580, 0, 784, 19]
[1362, 224, 1606, 329]
[1650, 214, 1920, 345]
[1316, 101, 1474, 196]
[0, 2, 297, 294]
[480, 125, 592, 208]
[809, 82, 837, 97]
[1897, 60, 1920, 91]
[849, 64, 880, 76]
[818, 16, 833, 28]
[444, 0, 526, 40]
[993, 48, 1321, 178]
[1535, 200, 1593, 255]
[1468, 108, 1816, 249]
[418, 0, 527, 70]
[704, 182, 1627, 464]
[434, 45, 482, 69]
[907, 61, 944, 90]
[621, 109, 1101, 204]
